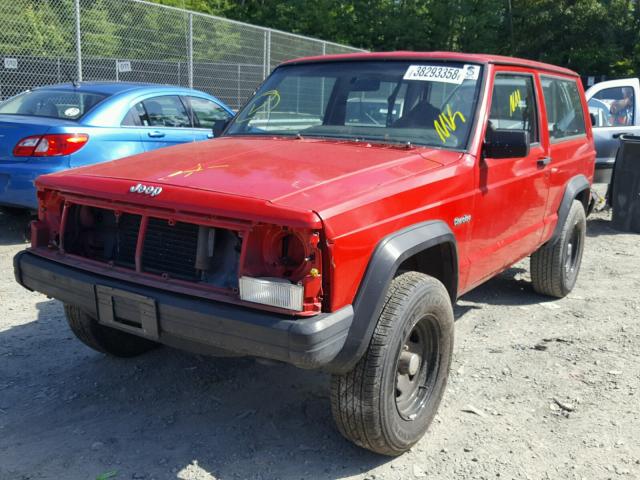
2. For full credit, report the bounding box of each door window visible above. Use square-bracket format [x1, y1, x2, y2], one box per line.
[141, 96, 191, 128]
[186, 97, 231, 128]
[591, 86, 634, 127]
[541, 77, 587, 141]
[486, 74, 538, 143]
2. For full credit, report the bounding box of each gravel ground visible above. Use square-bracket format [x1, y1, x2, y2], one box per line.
[0, 205, 639, 480]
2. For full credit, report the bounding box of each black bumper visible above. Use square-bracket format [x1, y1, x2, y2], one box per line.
[14, 251, 353, 369]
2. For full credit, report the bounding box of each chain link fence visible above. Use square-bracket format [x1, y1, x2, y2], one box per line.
[0, 0, 364, 109]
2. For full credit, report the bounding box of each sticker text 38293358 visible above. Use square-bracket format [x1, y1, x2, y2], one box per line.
[403, 64, 480, 85]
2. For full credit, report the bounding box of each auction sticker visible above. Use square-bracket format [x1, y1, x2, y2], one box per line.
[404, 64, 480, 84]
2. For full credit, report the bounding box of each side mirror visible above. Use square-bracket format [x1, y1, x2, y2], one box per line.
[484, 129, 530, 159]
[590, 113, 597, 127]
[211, 118, 231, 137]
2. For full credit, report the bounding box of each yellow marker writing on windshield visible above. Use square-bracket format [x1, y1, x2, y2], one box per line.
[237, 90, 281, 123]
[434, 105, 466, 143]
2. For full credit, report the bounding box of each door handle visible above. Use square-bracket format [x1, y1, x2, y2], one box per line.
[613, 132, 633, 139]
[147, 131, 165, 138]
[537, 156, 551, 167]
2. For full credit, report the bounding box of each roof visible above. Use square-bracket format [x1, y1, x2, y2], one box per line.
[281, 51, 579, 77]
[33, 82, 199, 96]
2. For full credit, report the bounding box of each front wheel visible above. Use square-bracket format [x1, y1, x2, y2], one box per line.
[330, 272, 454, 456]
[531, 200, 586, 298]
[64, 304, 158, 357]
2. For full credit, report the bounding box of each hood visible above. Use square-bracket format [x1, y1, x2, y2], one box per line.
[40, 136, 460, 214]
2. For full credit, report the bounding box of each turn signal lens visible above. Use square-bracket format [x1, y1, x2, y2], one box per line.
[14, 133, 89, 157]
[239, 276, 304, 311]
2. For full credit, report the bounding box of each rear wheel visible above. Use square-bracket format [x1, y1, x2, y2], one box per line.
[330, 272, 454, 456]
[64, 304, 158, 357]
[531, 200, 586, 298]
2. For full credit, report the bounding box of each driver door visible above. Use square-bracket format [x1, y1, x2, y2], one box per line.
[467, 70, 550, 288]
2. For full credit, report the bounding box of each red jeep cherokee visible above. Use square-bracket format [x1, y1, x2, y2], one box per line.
[14, 52, 595, 455]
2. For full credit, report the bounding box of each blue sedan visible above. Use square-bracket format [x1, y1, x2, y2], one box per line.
[0, 82, 234, 210]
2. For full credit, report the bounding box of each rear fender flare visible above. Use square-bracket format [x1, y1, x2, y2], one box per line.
[549, 174, 590, 244]
[326, 220, 457, 374]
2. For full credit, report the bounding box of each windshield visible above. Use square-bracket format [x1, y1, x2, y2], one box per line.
[226, 60, 484, 149]
[0, 89, 108, 120]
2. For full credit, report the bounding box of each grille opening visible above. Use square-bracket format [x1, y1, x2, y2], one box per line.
[64, 205, 140, 268]
[62, 205, 241, 289]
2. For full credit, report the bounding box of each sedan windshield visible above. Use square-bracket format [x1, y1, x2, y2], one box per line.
[0, 90, 108, 120]
[226, 60, 484, 149]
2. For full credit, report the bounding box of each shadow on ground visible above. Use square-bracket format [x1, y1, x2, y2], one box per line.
[0, 208, 32, 246]
[0, 300, 389, 480]
[587, 211, 630, 237]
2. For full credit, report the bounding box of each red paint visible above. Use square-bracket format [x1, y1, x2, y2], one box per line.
[30, 52, 595, 315]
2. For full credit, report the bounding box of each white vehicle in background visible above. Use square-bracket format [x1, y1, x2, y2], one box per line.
[586, 78, 640, 183]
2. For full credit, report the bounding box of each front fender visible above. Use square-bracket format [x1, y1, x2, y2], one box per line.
[326, 220, 457, 374]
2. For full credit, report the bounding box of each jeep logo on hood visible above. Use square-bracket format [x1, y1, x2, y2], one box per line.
[129, 183, 163, 197]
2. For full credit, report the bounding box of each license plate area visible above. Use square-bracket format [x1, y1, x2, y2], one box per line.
[96, 285, 159, 340]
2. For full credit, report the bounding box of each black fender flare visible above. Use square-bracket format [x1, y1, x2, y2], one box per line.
[549, 174, 590, 244]
[326, 220, 457, 374]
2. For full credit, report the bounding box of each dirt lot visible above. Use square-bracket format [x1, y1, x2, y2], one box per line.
[0, 205, 639, 480]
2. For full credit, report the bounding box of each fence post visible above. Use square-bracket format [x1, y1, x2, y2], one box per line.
[237, 64, 241, 110]
[263, 30, 271, 78]
[322, 41, 327, 55]
[263, 31, 268, 79]
[188, 13, 193, 88]
[74, 0, 82, 81]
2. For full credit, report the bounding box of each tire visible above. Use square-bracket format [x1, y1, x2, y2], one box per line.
[64, 304, 158, 357]
[531, 199, 586, 298]
[330, 272, 454, 456]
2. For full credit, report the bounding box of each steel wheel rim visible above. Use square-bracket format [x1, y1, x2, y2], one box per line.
[395, 314, 440, 421]
[565, 222, 581, 277]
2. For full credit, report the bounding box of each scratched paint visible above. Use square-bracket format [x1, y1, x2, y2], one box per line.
[434, 105, 466, 144]
[159, 163, 229, 180]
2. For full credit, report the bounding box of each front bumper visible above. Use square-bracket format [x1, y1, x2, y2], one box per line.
[14, 251, 353, 369]
[0, 163, 62, 210]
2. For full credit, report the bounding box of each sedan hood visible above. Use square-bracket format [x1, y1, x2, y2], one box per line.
[40, 136, 459, 215]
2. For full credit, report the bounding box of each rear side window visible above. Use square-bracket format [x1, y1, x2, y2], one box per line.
[186, 97, 231, 128]
[592, 86, 634, 127]
[487, 73, 539, 143]
[141, 96, 191, 128]
[541, 77, 586, 141]
[122, 102, 147, 126]
[0, 90, 107, 120]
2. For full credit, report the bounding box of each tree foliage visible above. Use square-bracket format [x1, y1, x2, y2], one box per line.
[156, 0, 640, 77]
[4, 0, 639, 77]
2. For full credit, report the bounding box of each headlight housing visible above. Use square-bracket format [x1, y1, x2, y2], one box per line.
[239, 225, 323, 314]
